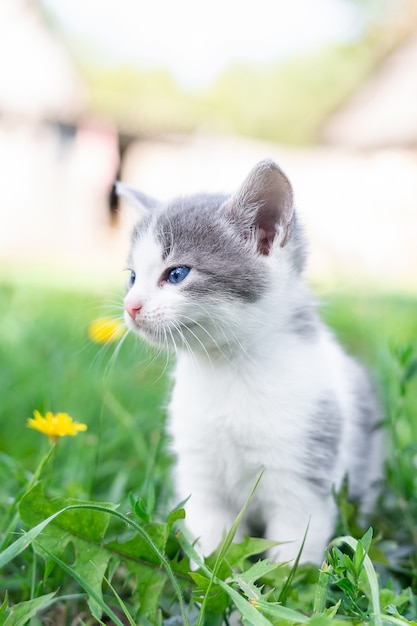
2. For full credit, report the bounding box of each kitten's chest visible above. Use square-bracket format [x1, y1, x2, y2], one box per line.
[168, 348, 316, 461]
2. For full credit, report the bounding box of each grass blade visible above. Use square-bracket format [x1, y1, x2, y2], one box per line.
[3, 592, 56, 626]
[331, 534, 382, 626]
[196, 469, 265, 626]
[313, 561, 333, 614]
[38, 544, 124, 626]
[278, 518, 310, 604]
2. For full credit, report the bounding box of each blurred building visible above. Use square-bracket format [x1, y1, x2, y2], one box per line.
[322, 22, 417, 149]
[0, 0, 85, 123]
[0, 0, 124, 269]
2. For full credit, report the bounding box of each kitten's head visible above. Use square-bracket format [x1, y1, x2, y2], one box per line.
[117, 160, 305, 354]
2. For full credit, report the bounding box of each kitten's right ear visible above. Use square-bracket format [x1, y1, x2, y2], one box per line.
[114, 181, 160, 214]
[224, 160, 293, 255]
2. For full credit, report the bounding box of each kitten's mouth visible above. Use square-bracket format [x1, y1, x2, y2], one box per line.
[129, 316, 203, 349]
[133, 312, 198, 331]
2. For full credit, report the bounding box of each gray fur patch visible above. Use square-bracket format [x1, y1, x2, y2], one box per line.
[246, 514, 266, 539]
[290, 306, 319, 339]
[153, 193, 269, 303]
[356, 376, 379, 435]
[348, 369, 381, 500]
[304, 396, 341, 495]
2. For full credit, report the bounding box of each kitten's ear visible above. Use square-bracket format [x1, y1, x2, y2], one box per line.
[225, 159, 293, 255]
[114, 181, 160, 214]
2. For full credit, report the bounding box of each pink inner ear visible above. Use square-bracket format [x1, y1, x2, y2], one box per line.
[256, 226, 274, 255]
[254, 202, 286, 255]
[248, 164, 293, 255]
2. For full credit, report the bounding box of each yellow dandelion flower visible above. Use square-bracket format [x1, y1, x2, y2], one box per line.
[88, 317, 126, 344]
[27, 410, 87, 443]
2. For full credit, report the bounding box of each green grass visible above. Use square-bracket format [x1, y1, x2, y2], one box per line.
[0, 279, 169, 502]
[0, 275, 417, 624]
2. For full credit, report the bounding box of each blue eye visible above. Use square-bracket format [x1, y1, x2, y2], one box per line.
[167, 266, 191, 284]
[128, 270, 136, 288]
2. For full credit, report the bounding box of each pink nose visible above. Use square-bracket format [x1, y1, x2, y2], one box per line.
[124, 301, 143, 320]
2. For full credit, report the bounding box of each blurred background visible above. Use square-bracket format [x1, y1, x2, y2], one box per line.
[0, 0, 416, 291]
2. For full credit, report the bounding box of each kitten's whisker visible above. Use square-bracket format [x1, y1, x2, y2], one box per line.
[129, 331, 165, 379]
[186, 300, 260, 364]
[178, 312, 233, 363]
[163, 325, 176, 371]
[152, 327, 172, 383]
[165, 326, 180, 374]
[174, 319, 218, 374]
[104, 329, 130, 378]
[171, 320, 201, 373]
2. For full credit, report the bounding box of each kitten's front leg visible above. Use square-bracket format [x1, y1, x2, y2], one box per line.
[173, 454, 239, 556]
[183, 491, 239, 556]
[265, 493, 337, 565]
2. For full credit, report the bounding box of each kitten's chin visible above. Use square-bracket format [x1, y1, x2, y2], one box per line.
[125, 316, 171, 350]
[125, 311, 228, 354]
[126, 319, 217, 354]
[125, 315, 151, 340]
[126, 319, 158, 344]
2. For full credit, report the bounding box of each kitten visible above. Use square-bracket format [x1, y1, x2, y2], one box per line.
[117, 160, 382, 564]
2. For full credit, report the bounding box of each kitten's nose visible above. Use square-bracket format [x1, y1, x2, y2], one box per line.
[124, 301, 143, 320]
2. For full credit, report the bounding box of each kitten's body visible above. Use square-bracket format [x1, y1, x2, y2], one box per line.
[120, 161, 382, 563]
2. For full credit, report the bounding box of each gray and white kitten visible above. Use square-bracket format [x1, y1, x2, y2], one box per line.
[118, 160, 382, 564]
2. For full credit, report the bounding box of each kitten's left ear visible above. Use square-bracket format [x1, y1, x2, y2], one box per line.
[114, 181, 160, 214]
[225, 159, 293, 255]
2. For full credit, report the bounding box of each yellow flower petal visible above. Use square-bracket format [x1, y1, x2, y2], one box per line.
[27, 411, 87, 440]
[88, 317, 126, 344]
